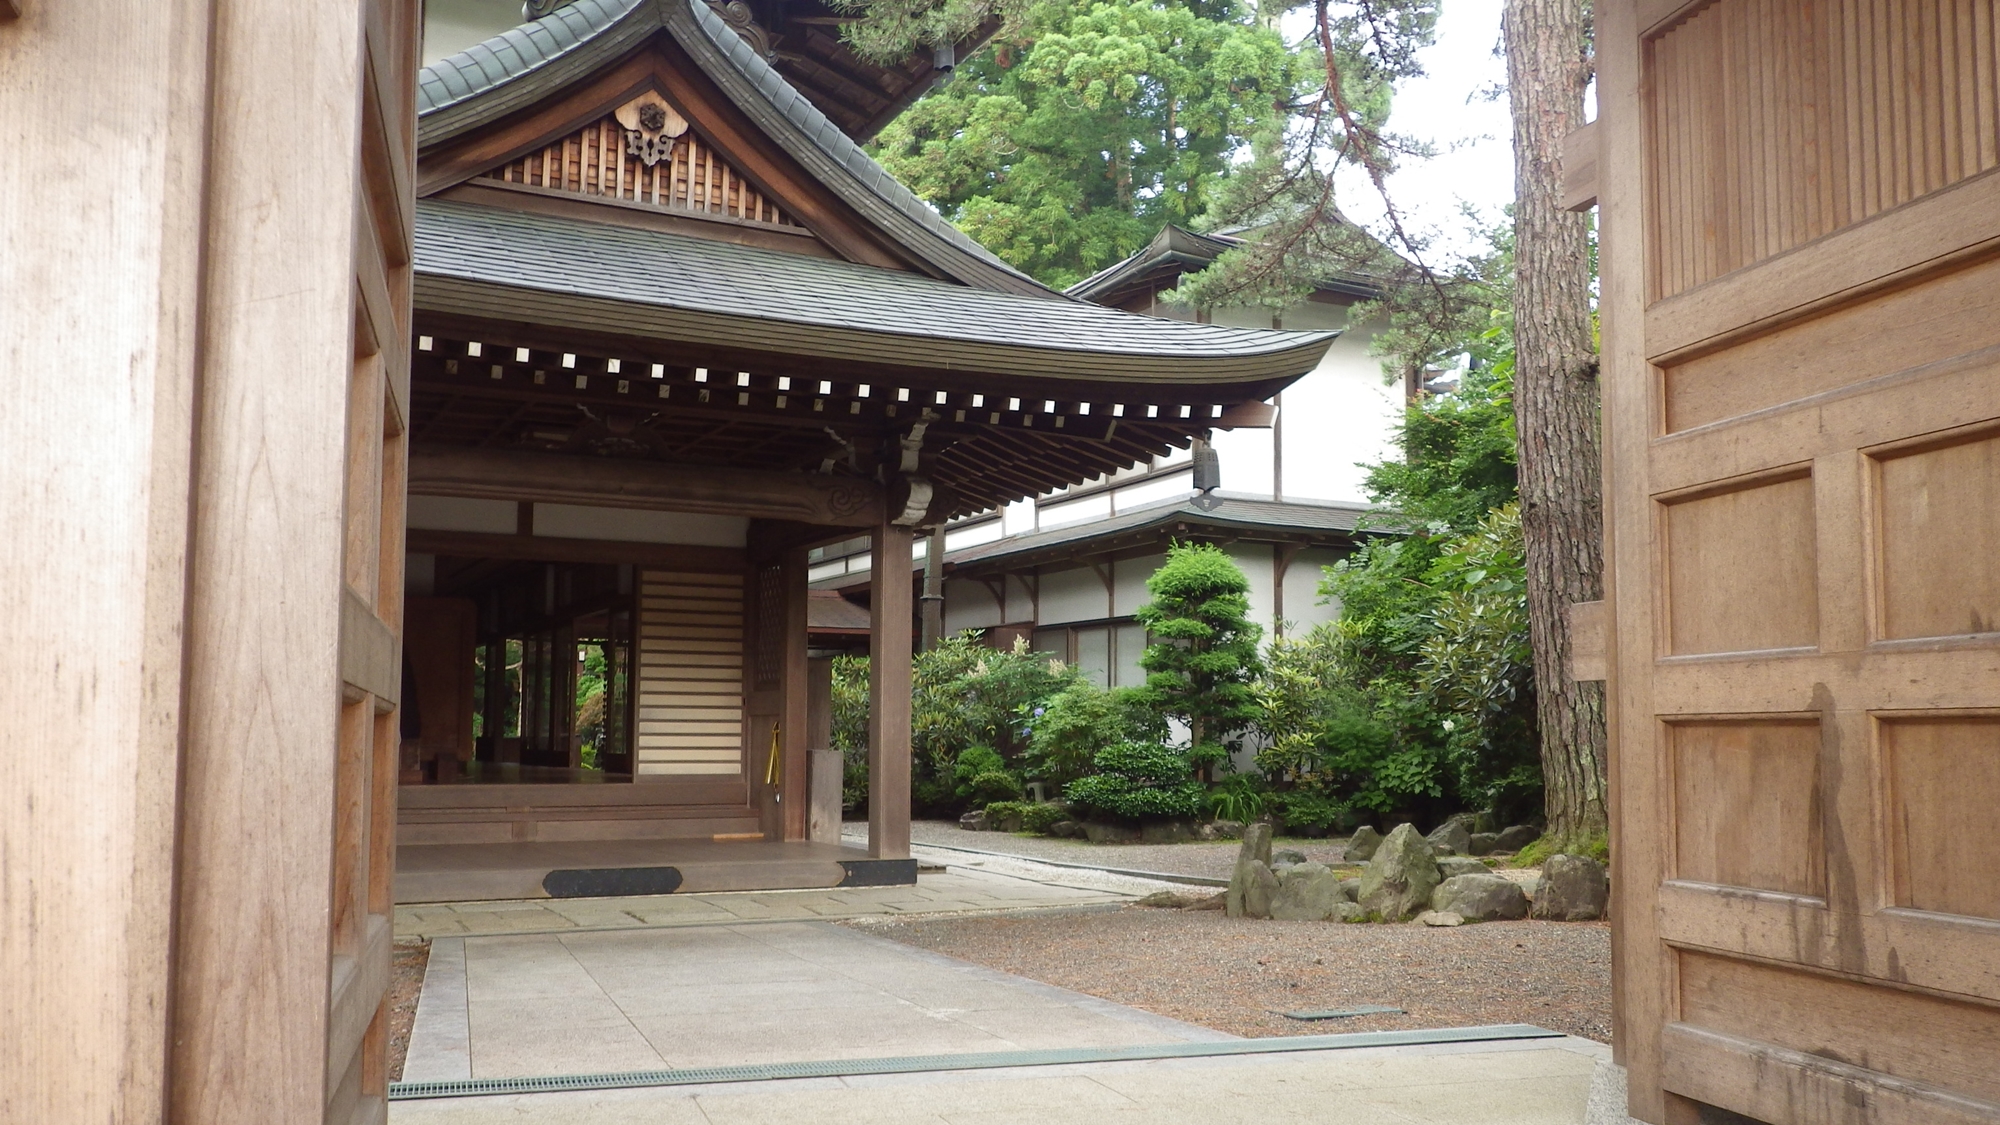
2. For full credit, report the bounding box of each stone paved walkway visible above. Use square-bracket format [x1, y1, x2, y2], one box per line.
[395, 846, 1184, 941]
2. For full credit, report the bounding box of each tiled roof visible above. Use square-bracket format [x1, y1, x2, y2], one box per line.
[414, 199, 1337, 385]
[1066, 224, 1386, 305]
[415, 0, 1045, 296]
[942, 492, 1384, 572]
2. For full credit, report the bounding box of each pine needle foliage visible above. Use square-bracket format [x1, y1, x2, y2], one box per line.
[1134, 542, 1264, 776]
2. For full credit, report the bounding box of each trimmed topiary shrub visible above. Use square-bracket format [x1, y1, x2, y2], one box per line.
[1064, 741, 1207, 821]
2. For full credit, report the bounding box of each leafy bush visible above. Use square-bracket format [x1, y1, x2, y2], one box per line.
[984, 800, 1069, 834]
[1025, 680, 1159, 785]
[1134, 542, 1263, 779]
[1206, 772, 1269, 823]
[831, 655, 872, 811]
[952, 744, 1021, 806]
[1064, 741, 1206, 821]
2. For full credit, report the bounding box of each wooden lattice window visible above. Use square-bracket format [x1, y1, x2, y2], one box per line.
[482, 114, 797, 227]
[754, 563, 784, 690]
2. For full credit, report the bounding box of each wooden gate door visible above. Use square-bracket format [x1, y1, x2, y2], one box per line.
[1598, 2, 2000, 1122]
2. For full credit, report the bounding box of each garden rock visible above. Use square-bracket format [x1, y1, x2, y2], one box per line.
[1532, 854, 1609, 921]
[1270, 867, 1346, 921]
[1188, 892, 1227, 911]
[1226, 822, 1275, 918]
[1135, 890, 1193, 908]
[1049, 819, 1084, 838]
[1209, 820, 1246, 840]
[1418, 910, 1465, 927]
[1357, 823, 1441, 922]
[1083, 821, 1141, 844]
[1426, 817, 1473, 857]
[1272, 848, 1309, 868]
[1438, 856, 1490, 879]
[1343, 826, 1384, 862]
[1242, 861, 1279, 918]
[1335, 878, 1361, 903]
[1141, 819, 1197, 844]
[1330, 901, 1367, 923]
[1495, 824, 1541, 853]
[958, 810, 988, 832]
[1431, 874, 1530, 921]
[1468, 832, 1500, 855]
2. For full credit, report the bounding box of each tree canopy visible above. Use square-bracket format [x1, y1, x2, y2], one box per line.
[869, 0, 1302, 288]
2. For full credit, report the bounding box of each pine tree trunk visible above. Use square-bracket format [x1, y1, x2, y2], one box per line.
[1503, 0, 1608, 845]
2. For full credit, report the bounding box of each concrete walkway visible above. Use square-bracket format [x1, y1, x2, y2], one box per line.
[392, 1035, 1614, 1123]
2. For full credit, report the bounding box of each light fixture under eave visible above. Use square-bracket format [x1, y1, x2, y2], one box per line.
[1191, 438, 1222, 511]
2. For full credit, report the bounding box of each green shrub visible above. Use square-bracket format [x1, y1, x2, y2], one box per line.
[1065, 741, 1206, 821]
[984, 800, 1068, 834]
[831, 655, 872, 811]
[1206, 773, 1269, 823]
[952, 744, 1021, 806]
[1274, 790, 1344, 834]
[1026, 680, 1159, 785]
[1134, 543, 1264, 779]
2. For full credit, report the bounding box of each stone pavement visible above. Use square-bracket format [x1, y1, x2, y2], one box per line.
[391, 1035, 1615, 1123]
[394, 843, 1184, 941]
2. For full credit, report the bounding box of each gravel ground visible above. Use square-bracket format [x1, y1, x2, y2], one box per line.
[868, 820, 1361, 881]
[388, 939, 429, 1083]
[849, 907, 1612, 1043]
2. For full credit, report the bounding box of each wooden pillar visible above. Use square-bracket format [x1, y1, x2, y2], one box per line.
[780, 548, 810, 839]
[868, 520, 914, 859]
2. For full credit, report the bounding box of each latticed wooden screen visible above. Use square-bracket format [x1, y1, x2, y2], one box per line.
[482, 116, 797, 226]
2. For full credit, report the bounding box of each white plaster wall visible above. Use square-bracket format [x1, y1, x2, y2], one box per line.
[1038, 565, 1110, 625]
[1005, 574, 1037, 623]
[1002, 499, 1036, 536]
[1112, 469, 1194, 512]
[1037, 492, 1112, 530]
[1275, 304, 1403, 505]
[407, 494, 515, 534]
[533, 503, 747, 546]
[1281, 547, 1349, 635]
[1227, 543, 1278, 636]
[1209, 425, 1276, 498]
[942, 578, 1002, 632]
[945, 518, 1003, 551]
[1113, 552, 1163, 617]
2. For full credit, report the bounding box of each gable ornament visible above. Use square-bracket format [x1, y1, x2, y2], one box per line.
[615, 92, 689, 167]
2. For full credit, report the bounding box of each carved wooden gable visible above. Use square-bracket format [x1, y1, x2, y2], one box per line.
[482, 91, 798, 228]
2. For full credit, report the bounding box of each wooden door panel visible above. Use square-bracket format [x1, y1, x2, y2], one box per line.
[1604, 1, 2000, 1121]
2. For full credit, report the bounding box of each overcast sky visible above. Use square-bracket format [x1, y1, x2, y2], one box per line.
[1314, 1, 1518, 268]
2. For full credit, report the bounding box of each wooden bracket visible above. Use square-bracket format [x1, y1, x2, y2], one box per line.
[1562, 120, 1599, 212]
[1565, 599, 1607, 682]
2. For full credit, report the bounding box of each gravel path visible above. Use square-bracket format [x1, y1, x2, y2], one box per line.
[849, 907, 1612, 1044]
[388, 939, 429, 1082]
[866, 820, 1360, 881]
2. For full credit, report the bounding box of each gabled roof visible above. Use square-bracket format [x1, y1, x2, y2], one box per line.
[415, 199, 1337, 388]
[941, 492, 1378, 575]
[417, 0, 1045, 296]
[1066, 224, 1386, 307]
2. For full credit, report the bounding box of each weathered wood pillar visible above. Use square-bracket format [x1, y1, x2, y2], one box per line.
[868, 520, 914, 859]
[920, 524, 947, 650]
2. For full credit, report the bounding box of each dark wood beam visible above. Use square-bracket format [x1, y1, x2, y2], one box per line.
[408, 529, 746, 572]
[409, 446, 883, 527]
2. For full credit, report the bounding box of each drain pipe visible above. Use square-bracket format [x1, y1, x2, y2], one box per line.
[920, 524, 946, 651]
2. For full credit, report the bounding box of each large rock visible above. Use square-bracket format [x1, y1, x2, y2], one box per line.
[1242, 860, 1279, 918]
[1437, 855, 1490, 879]
[1270, 867, 1346, 921]
[1272, 848, 1310, 867]
[1277, 861, 1329, 885]
[1468, 831, 1501, 855]
[1495, 824, 1541, 853]
[1426, 816, 1474, 857]
[1417, 910, 1464, 927]
[1226, 822, 1275, 918]
[1343, 825, 1384, 862]
[959, 809, 989, 831]
[1049, 819, 1084, 838]
[1141, 819, 1197, 844]
[1532, 854, 1609, 921]
[1357, 823, 1441, 921]
[1083, 821, 1141, 844]
[1330, 901, 1367, 923]
[1431, 874, 1531, 921]
[1335, 877, 1361, 903]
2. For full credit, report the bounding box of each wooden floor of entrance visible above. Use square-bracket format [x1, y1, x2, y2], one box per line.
[396, 781, 914, 902]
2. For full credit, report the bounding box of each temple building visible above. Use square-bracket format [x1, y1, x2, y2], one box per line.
[389, 0, 1339, 900]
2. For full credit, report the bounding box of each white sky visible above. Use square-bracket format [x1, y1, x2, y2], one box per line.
[1298, 0, 1517, 269]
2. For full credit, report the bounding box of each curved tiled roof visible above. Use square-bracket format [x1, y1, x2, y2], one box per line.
[415, 199, 1337, 387]
[415, 0, 1047, 296]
